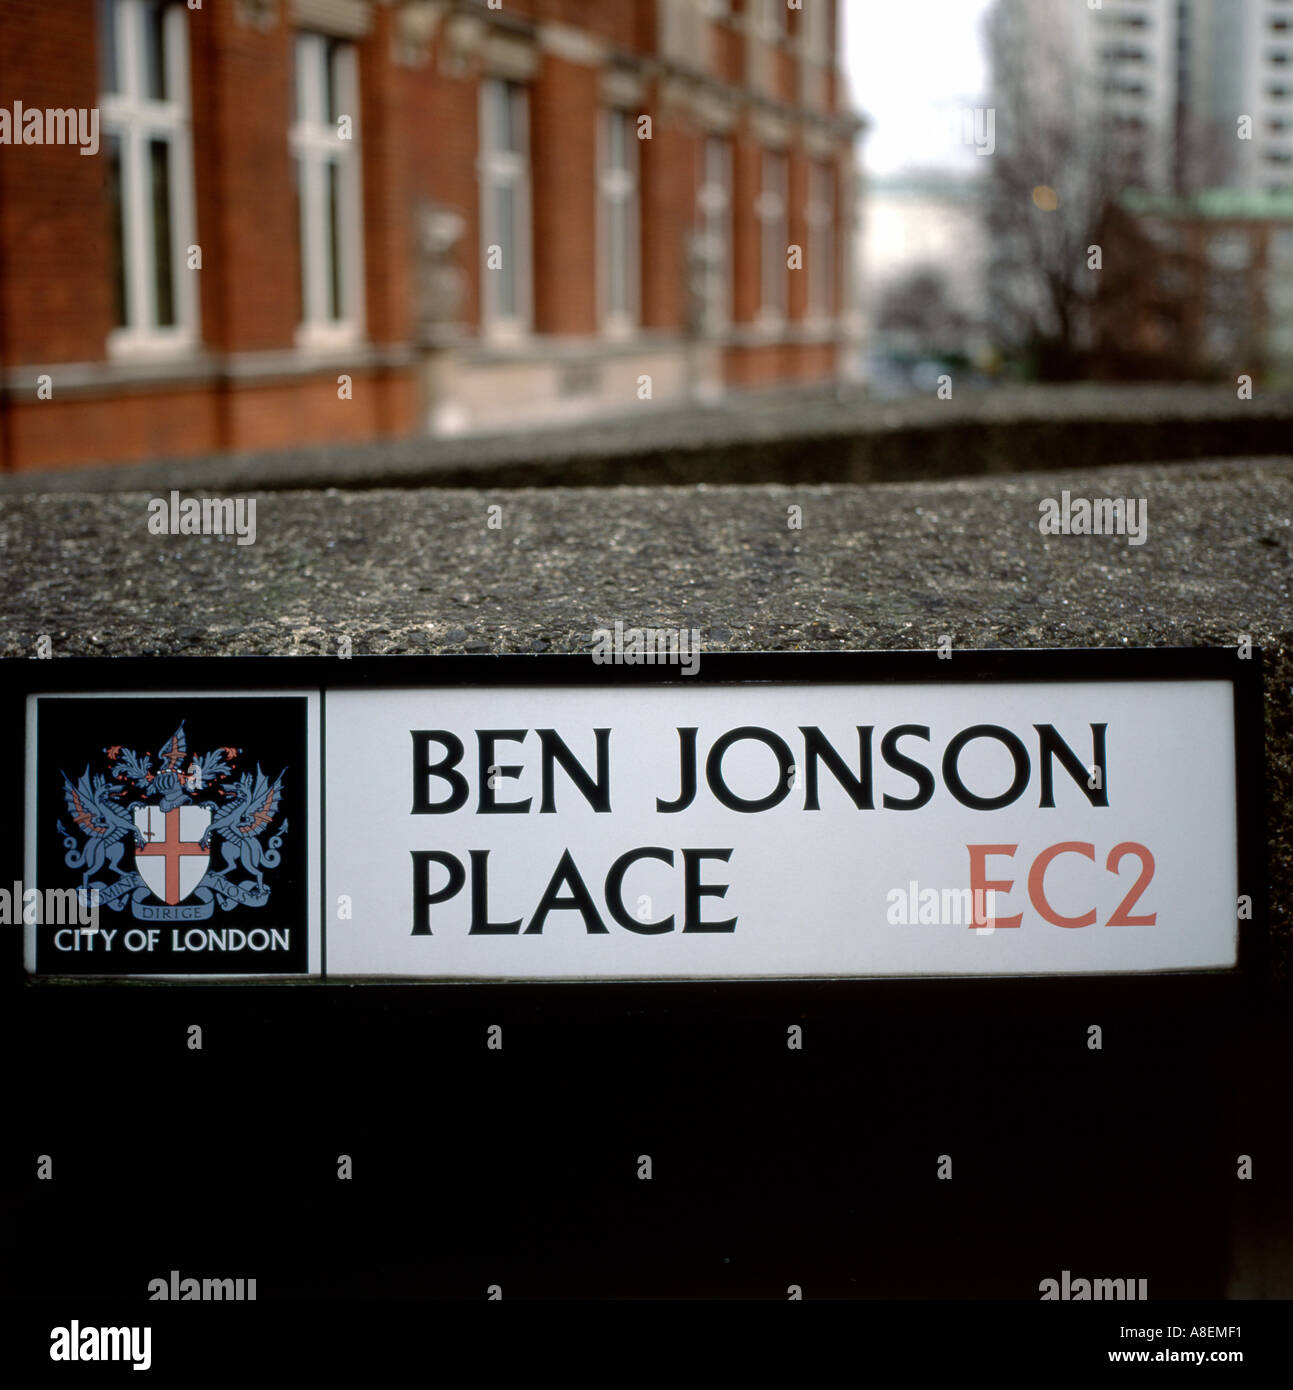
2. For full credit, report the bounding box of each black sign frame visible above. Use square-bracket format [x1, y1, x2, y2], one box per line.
[1, 646, 1267, 989]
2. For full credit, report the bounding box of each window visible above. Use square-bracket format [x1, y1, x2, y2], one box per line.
[805, 160, 835, 320]
[479, 78, 532, 335]
[803, 0, 831, 62]
[757, 151, 788, 323]
[291, 33, 363, 347]
[99, 0, 198, 353]
[598, 108, 640, 334]
[660, 0, 717, 67]
[755, 0, 787, 41]
[747, 0, 784, 90]
[799, 0, 830, 107]
[698, 135, 732, 333]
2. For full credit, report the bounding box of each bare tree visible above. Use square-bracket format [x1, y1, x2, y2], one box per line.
[875, 265, 971, 356]
[982, 0, 1154, 378]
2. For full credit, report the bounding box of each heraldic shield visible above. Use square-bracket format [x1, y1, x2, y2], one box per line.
[53, 718, 290, 926]
[133, 803, 212, 906]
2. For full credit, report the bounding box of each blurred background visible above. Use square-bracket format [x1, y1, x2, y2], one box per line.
[860, 0, 1293, 396]
[1, 0, 1291, 474]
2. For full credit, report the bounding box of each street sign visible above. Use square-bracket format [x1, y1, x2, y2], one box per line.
[17, 651, 1262, 981]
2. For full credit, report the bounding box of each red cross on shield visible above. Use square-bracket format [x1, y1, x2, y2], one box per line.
[133, 805, 211, 905]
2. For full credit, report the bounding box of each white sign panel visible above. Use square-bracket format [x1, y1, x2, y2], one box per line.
[324, 679, 1239, 979]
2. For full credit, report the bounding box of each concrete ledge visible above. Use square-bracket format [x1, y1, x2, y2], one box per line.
[3, 383, 1293, 492]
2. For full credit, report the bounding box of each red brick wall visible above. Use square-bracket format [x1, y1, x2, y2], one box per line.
[531, 53, 598, 335]
[0, 0, 112, 366]
[193, 6, 296, 354]
[773, 47, 797, 106]
[797, 341, 837, 381]
[787, 149, 808, 322]
[834, 151, 851, 317]
[731, 131, 761, 325]
[6, 367, 417, 473]
[524, 0, 652, 50]
[724, 342, 837, 388]
[712, 23, 744, 86]
[6, 387, 222, 472]
[218, 370, 415, 452]
[724, 343, 785, 387]
[640, 101, 695, 332]
[359, 3, 413, 347]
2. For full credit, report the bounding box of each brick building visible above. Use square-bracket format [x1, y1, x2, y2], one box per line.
[1093, 189, 1293, 387]
[0, 0, 862, 472]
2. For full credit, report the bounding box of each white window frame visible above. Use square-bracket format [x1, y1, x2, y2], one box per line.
[798, 0, 830, 108]
[755, 0, 787, 43]
[291, 32, 365, 351]
[802, 0, 830, 62]
[661, 0, 712, 65]
[101, 0, 199, 358]
[697, 134, 732, 334]
[598, 107, 641, 336]
[757, 150, 788, 327]
[478, 77, 533, 340]
[805, 159, 835, 322]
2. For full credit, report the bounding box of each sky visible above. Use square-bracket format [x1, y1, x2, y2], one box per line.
[842, 0, 995, 177]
